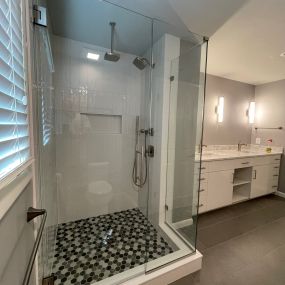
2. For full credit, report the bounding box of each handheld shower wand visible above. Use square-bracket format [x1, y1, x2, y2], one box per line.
[132, 116, 148, 187]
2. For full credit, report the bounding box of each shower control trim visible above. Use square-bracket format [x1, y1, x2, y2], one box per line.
[140, 128, 154, 136]
[146, 145, 154, 157]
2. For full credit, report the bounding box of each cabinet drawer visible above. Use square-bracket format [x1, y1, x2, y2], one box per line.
[195, 162, 210, 174]
[208, 160, 235, 172]
[253, 155, 281, 166]
[272, 164, 280, 173]
[199, 162, 210, 173]
[198, 172, 208, 182]
[271, 175, 279, 185]
[234, 158, 253, 168]
[270, 155, 281, 164]
[271, 185, 279, 192]
[197, 190, 207, 213]
[199, 182, 207, 193]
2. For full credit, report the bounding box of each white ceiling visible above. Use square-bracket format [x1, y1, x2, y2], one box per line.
[207, 0, 285, 85]
[48, 0, 285, 85]
[107, 0, 248, 37]
[48, 0, 203, 56]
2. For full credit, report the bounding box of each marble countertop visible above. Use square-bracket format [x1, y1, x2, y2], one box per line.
[195, 148, 283, 162]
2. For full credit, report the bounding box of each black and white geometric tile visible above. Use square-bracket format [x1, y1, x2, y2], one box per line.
[52, 208, 174, 285]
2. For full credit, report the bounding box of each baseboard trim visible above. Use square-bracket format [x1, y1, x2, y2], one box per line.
[275, 191, 285, 199]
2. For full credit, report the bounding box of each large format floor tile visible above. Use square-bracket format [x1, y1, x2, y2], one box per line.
[172, 194, 285, 285]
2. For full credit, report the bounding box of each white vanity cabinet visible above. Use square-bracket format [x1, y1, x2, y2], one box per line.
[196, 154, 281, 214]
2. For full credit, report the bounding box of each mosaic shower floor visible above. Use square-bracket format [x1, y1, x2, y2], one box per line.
[52, 208, 175, 285]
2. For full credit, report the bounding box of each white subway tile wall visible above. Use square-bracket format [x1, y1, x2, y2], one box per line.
[53, 36, 145, 223]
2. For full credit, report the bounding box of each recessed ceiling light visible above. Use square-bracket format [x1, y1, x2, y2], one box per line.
[280, 52, 285, 57]
[87, 52, 100, 60]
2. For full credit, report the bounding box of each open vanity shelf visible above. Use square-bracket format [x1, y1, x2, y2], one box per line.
[232, 167, 252, 203]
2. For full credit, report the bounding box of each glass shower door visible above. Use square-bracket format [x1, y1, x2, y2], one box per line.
[144, 22, 208, 272]
[165, 41, 208, 248]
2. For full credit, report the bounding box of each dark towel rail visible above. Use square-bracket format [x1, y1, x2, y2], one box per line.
[23, 207, 47, 285]
[254, 126, 283, 130]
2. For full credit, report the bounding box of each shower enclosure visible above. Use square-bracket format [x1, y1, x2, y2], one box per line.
[33, 0, 208, 284]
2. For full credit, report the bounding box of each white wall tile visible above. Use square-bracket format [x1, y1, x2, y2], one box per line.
[53, 36, 143, 223]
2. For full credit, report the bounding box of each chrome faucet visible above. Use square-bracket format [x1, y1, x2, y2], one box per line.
[238, 141, 247, 151]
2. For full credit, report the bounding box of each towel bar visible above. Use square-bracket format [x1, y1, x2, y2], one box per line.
[23, 207, 47, 285]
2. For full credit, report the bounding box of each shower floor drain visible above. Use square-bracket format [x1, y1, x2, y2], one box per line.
[51, 208, 174, 285]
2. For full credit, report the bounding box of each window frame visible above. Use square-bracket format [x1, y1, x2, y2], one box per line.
[0, 0, 35, 191]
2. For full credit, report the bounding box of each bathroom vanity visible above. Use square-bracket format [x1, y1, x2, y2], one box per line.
[196, 147, 283, 213]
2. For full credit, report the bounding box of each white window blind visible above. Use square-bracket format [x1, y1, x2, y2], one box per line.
[0, 0, 30, 179]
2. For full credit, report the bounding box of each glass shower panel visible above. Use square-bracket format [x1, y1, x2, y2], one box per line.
[165, 42, 208, 246]
[146, 17, 207, 271]
[32, 22, 58, 281]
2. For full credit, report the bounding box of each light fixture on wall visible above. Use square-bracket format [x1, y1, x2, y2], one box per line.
[217, 96, 224, 123]
[248, 101, 256, 124]
[87, 52, 100, 61]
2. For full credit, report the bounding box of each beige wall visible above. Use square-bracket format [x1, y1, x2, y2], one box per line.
[203, 75, 255, 145]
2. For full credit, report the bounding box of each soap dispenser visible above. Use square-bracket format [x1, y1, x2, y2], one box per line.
[266, 139, 272, 153]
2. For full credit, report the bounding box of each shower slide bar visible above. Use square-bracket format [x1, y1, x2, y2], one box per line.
[23, 207, 47, 285]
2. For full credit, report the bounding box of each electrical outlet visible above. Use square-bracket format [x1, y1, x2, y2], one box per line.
[256, 137, 261, 145]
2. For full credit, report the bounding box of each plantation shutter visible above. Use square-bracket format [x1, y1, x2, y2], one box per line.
[0, 0, 30, 179]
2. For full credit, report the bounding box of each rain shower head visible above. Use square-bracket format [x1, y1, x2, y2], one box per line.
[104, 51, 120, 62]
[104, 22, 120, 62]
[133, 57, 152, 70]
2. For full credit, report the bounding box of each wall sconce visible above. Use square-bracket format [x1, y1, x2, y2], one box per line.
[217, 96, 224, 123]
[248, 101, 255, 124]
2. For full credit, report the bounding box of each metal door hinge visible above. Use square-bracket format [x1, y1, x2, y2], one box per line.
[33, 5, 47, 27]
[170, 75, 175, 82]
[165, 205, 169, 211]
[42, 275, 55, 285]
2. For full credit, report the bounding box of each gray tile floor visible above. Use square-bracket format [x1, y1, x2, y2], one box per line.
[172, 194, 285, 285]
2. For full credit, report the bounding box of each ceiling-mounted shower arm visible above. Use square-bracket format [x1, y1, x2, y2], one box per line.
[104, 22, 120, 62]
[110, 22, 116, 54]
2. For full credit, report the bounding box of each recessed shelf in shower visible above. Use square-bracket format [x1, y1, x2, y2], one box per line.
[80, 112, 122, 134]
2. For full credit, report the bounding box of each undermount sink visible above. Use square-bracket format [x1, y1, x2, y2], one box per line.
[240, 150, 252, 153]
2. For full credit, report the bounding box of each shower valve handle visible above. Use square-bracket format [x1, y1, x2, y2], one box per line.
[146, 145, 154, 157]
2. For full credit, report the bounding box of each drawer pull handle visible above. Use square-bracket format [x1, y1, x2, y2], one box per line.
[274, 166, 279, 169]
[253, 170, 257, 180]
[272, 186, 278, 188]
[196, 204, 204, 208]
[199, 189, 205, 192]
[241, 162, 250, 165]
[199, 178, 206, 181]
[275, 159, 280, 161]
[199, 167, 206, 170]
[273, 174, 279, 177]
